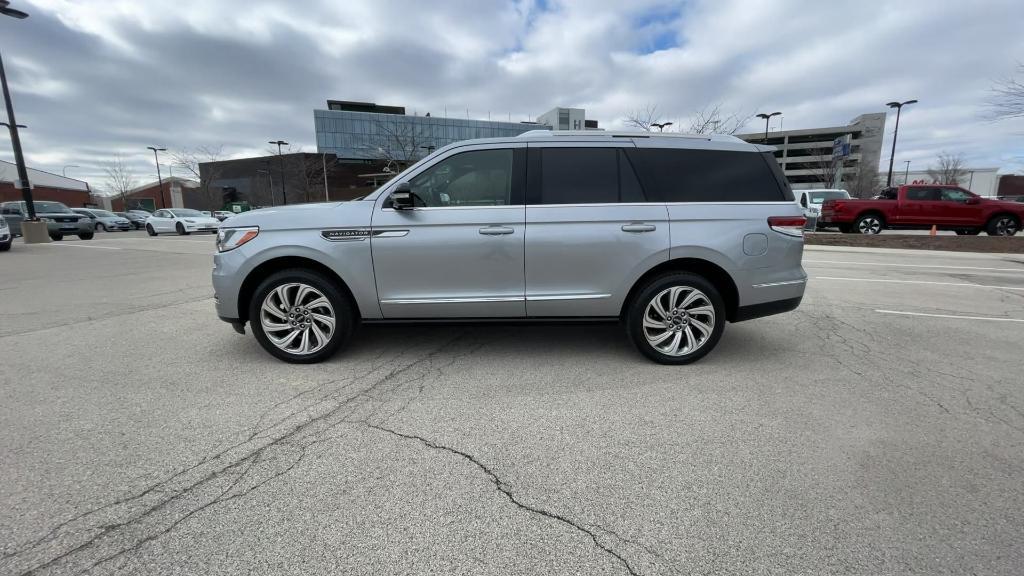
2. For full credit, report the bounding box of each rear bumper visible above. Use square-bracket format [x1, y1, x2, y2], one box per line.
[734, 296, 803, 322]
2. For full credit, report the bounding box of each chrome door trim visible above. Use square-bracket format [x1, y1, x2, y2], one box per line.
[372, 230, 409, 238]
[380, 296, 525, 305]
[525, 293, 612, 301]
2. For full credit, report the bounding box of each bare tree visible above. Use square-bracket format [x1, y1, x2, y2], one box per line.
[103, 154, 137, 210]
[173, 145, 225, 212]
[846, 165, 881, 199]
[374, 119, 433, 169]
[685, 103, 754, 135]
[298, 154, 333, 203]
[988, 63, 1024, 120]
[927, 152, 968, 185]
[623, 103, 663, 131]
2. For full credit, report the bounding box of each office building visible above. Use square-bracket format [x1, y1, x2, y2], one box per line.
[736, 113, 887, 193]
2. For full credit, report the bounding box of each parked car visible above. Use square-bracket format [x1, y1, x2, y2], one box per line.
[71, 208, 133, 232]
[213, 131, 807, 365]
[128, 209, 152, 218]
[115, 211, 147, 229]
[796, 188, 851, 230]
[0, 201, 94, 240]
[0, 215, 11, 251]
[200, 210, 235, 222]
[820, 185, 1024, 235]
[145, 208, 221, 235]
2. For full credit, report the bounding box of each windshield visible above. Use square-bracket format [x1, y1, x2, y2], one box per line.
[34, 202, 73, 214]
[92, 210, 117, 218]
[809, 191, 850, 204]
[170, 209, 204, 217]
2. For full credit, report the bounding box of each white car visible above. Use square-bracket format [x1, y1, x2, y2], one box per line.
[145, 208, 221, 236]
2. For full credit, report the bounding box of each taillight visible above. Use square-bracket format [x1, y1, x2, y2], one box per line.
[768, 216, 806, 238]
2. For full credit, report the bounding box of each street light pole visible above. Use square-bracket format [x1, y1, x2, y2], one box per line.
[884, 99, 918, 188]
[62, 164, 79, 177]
[755, 112, 782, 144]
[147, 146, 167, 208]
[650, 122, 673, 132]
[903, 160, 911, 185]
[269, 140, 288, 205]
[1, 1, 35, 221]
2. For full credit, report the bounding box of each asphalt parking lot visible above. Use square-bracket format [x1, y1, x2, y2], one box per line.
[1, 231, 1023, 575]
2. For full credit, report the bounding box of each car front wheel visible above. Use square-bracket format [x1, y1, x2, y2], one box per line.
[626, 272, 725, 365]
[78, 232, 94, 240]
[96, 223, 106, 232]
[146, 224, 157, 236]
[249, 269, 355, 364]
[176, 222, 190, 235]
[49, 233, 63, 241]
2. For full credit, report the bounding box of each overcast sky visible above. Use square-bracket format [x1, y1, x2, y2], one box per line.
[1, 0, 1022, 189]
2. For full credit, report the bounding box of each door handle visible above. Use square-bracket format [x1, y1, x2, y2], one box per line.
[621, 223, 656, 233]
[479, 226, 514, 235]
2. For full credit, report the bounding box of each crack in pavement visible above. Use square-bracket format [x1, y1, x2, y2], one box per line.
[361, 421, 644, 576]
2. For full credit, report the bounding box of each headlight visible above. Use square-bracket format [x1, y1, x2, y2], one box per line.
[184, 219, 196, 223]
[217, 226, 259, 252]
[39, 217, 53, 222]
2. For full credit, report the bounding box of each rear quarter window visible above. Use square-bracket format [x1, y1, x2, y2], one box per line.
[626, 148, 792, 202]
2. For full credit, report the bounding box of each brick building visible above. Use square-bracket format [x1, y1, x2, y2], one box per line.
[0, 159, 93, 206]
[105, 177, 198, 212]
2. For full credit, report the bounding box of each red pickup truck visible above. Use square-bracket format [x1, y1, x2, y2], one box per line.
[820, 185, 1023, 236]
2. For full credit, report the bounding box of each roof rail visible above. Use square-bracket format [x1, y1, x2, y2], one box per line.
[516, 129, 741, 142]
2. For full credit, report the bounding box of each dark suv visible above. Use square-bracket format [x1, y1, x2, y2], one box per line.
[0, 201, 94, 241]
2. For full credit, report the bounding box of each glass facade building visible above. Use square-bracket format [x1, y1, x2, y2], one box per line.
[314, 109, 547, 162]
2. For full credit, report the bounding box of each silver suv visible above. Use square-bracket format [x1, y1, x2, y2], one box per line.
[213, 131, 807, 364]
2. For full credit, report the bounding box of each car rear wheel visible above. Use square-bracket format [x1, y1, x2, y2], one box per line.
[955, 228, 981, 235]
[249, 269, 355, 364]
[176, 222, 190, 235]
[78, 232, 94, 240]
[854, 214, 884, 234]
[626, 272, 725, 365]
[986, 215, 1019, 237]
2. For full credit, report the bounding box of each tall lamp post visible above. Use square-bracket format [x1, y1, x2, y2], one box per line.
[147, 146, 167, 208]
[1, 0, 41, 237]
[650, 122, 673, 132]
[62, 164, 79, 177]
[884, 99, 917, 187]
[269, 140, 288, 205]
[903, 160, 911, 185]
[755, 112, 782, 143]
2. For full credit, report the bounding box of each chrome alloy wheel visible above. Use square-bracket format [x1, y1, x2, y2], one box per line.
[993, 216, 1018, 236]
[857, 216, 882, 234]
[259, 283, 336, 355]
[642, 286, 715, 356]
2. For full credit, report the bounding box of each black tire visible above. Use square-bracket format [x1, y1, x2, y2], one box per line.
[986, 214, 1019, 237]
[146, 224, 157, 236]
[625, 272, 726, 365]
[176, 222, 190, 236]
[955, 228, 981, 236]
[78, 232, 94, 240]
[854, 213, 884, 234]
[0, 241, 10, 252]
[96, 223, 106, 232]
[248, 268, 356, 364]
[837, 224, 853, 234]
[49, 233, 63, 241]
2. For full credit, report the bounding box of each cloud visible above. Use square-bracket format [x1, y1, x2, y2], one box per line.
[0, 0, 1022, 192]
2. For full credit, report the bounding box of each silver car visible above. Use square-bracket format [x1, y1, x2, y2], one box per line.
[71, 208, 133, 232]
[213, 131, 807, 364]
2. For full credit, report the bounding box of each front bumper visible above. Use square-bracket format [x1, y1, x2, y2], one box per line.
[212, 248, 245, 321]
[45, 220, 92, 234]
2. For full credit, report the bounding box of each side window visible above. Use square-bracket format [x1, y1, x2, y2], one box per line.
[625, 149, 787, 202]
[619, 150, 646, 203]
[905, 188, 939, 201]
[154, 210, 166, 218]
[407, 149, 512, 207]
[540, 148, 618, 204]
[940, 188, 974, 202]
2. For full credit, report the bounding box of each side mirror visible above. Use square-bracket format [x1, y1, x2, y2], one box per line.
[965, 197, 980, 205]
[390, 182, 415, 210]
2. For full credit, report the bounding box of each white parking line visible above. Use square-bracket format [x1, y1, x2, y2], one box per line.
[876, 310, 1024, 323]
[48, 243, 122, 250]
[813, 276, 1024, 291]
[804, 259, 1024, 273]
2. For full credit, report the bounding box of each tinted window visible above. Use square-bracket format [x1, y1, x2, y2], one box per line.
[626, 148, 788, 202]
[619, 151, 646, 203]
[408, 149, 512, 207]
[940, 188, 974, 202]
[540, 148, 618, 204]
[905, 188, 939, 201]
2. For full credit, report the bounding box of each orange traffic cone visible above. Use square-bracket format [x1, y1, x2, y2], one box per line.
[929, 225, 937, 236]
